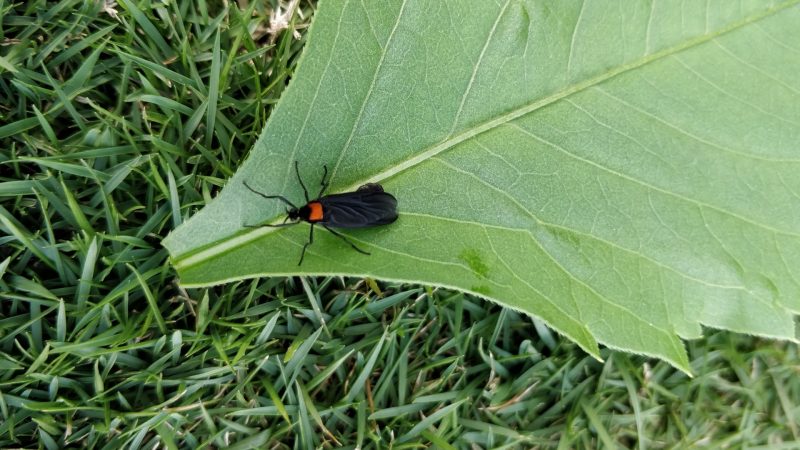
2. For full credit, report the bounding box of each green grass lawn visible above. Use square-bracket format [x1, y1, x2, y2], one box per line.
[1, 1, 799, 448]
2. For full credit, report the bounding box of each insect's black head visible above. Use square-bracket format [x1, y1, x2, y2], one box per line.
[286, 207, 301, 221]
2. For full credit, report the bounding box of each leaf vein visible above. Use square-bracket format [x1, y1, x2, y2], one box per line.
[672, 54, 800, 127]
[566, 0, 586, 78]
[712, 39, 800, 96]
[330, 0, 409, 184]
[360, 1, 799, 191]
[281, 0, 349, 193]
[401, 211, 748, 292]
[482, 226, 587, 333]
[593, 86, 800, 163]
[448, 0, 513, 138]
[277, 228, 515, 290]
[508, 122, 800, 238]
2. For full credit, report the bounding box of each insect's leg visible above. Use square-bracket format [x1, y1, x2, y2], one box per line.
[317, 164, 329, 198]
[322, 225, 371, 255]
[243, 181, 297, 209]
[295, 161, 310, 203]
[298, 223, 314, 266]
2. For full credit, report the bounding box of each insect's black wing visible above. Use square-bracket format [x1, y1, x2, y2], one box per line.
[356, 183, 384, 193]
[318, 188, 398, 228]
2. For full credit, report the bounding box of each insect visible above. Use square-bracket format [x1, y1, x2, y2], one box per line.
[243, 161, 398, 265]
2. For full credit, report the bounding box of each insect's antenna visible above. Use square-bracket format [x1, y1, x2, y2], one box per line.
[295, 161, 310, 203]
[317, 164, 329, 198]
[243, 181, 297, 209]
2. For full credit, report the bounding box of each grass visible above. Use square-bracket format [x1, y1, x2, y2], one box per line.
[1, 0, 799, 448]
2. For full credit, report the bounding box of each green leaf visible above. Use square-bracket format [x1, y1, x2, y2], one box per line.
[164, 0, 800, 373]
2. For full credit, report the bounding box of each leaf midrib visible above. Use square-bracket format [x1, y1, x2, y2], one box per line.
[173, 1, 798, 269]
[362, 0, 798, 189]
